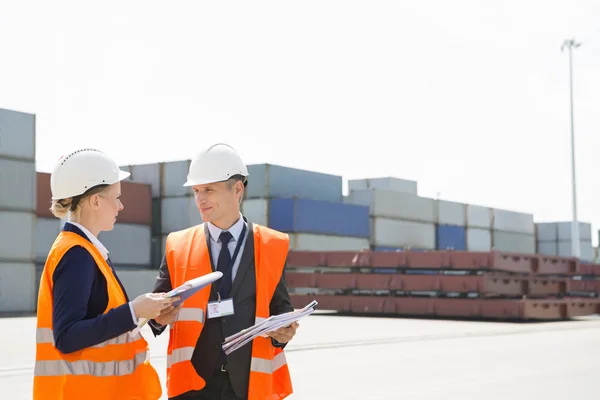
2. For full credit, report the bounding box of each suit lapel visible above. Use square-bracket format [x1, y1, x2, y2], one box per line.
[230, 219, 254, 297]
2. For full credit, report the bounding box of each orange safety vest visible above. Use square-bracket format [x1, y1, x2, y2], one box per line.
[165, 223, 293, 399]
[33, 231, 163, 400]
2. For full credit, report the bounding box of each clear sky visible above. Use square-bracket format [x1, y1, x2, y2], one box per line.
[1, 0, 599, 243]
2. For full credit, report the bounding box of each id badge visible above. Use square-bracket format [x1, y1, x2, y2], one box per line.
[207, 298, 235, 319]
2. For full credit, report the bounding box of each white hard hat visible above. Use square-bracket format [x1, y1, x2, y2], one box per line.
[50, 148, 131, 200]
[184, 143, 249, 187]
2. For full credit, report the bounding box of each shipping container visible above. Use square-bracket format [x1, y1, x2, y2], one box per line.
[241, 198, 268, 227]
[557, 221, 592, 241]
[119, 180, 152, 225]
[99, 223, 151, 266]
[0, 261, 36, 312]
[558, 240, 594, 261]
[348, 177, 417, 195]
[0, 108, 35, 160]
[36, 172, 53, 218]
[466, 204, 492, 229]
[466, 228, 491, 251]
[35, 217, 61, 262]
[245, 163, 343, 203]
[346, 189, 435, 223]
[288, 233, 369, 251]
[129, 163, 161, 198]
[371, 217, 436, 249]
[151, 236, 163, 267]
[162, 160, 191, 197]
[436, 200, 465, 226]
[537, 241, 558, 256]
[492, 209, 534, 235]
[160, 196, 203, 234]
[535, 222, 558, 242]
[0, 211, 34, 261]
[113, 268, 160, 298]
[492, 231, 535, 254]
[0, 158, 35, 211]
[436, 225, 466, 250]
[269, 198, 369, 238]
[151, 198, 161, 236]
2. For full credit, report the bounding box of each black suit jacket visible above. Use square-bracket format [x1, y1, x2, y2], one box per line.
[150, 219, 294, 399]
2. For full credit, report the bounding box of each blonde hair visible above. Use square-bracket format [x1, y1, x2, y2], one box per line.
[49, 185, 109, 221]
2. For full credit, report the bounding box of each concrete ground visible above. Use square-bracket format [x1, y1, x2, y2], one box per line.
[2, 312, 598, 399]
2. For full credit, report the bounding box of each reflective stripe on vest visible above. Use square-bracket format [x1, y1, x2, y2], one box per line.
[250, 352, 288, 374]
[34, 327, 149, 377]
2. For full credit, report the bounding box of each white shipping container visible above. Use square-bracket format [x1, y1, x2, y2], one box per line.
[0, 211, 34, 261]
[436, 200, 466, 226]
[162, 160, 191, 198]
[114, 268, 159, 299]
[557, 240, 594, 261]
[492, 209, 534, 235]
[557, 222, 592, 241]
[241, 198, 269, 227]
[466, 205, 492, 229]
[0, 108, 36, 160]
[346, 190, 435, 223]
[535, 223, 558, 242]
[492, 231, 535, 254]
[348, 177, 417, 195]
[35, 218, 61, 261]
[466, 228, 491, 251]
[0, 158, 35, 211]
[537, 241, 558, 256]
[130, 163, 161, 197]
[0, 262, 36, 312]
[161, 196, 203, 234]
[99, 224, 151, 266]
[371, 218, 436, 249]
[289, 233, 369, 251]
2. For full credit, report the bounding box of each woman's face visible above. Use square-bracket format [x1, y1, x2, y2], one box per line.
[95, 182, 124, 231]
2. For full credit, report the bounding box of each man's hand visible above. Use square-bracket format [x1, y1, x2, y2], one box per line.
[154, 303, 183, 326]
[266, 321, 299, 344]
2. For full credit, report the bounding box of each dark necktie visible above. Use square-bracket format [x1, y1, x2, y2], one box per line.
[217, 231, 233, 298]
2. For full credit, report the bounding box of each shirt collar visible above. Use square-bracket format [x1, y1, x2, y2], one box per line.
[207, 213, 245, 244]
[66, 220, 110, 260]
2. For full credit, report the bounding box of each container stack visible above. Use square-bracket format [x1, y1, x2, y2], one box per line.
[491, 209, 536, 253]
[242, 164, 371, 251]
[536, 222, 594, 261]
[286, 249, 600, 320]
[465, 205, 493, 251]
[0, 108, 37, 313]
[344, 179, 436, 252]
[121, 160, 200, 268]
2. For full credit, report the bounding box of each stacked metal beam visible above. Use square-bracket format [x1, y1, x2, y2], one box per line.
[286, 250, 600, 320]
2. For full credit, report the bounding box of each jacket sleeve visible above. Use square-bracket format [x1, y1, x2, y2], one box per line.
[52, 246, 136, 354]
[148, 252, 173, 336]
[269, 256, 295, 348]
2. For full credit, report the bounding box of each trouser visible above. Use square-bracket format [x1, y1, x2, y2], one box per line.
[170, 369, 247, 400]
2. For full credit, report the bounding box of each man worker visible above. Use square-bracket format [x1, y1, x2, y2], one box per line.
[149, 143, 299, 400]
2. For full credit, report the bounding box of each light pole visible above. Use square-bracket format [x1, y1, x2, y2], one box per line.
[561, 38, 582, 258]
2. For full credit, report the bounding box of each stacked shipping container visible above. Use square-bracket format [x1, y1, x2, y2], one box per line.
[536, 222, 594, 261]
[242, 164, 370, 251]
[0, 108, 37, 312]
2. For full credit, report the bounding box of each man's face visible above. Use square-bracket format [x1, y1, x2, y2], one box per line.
[192, 180, 241, 224]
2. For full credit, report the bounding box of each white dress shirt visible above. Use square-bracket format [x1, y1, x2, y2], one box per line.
[67, 220, 138, 326]
[206, 213, 248, 282]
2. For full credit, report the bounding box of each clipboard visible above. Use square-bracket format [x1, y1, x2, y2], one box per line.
[129, 271, 223, 336]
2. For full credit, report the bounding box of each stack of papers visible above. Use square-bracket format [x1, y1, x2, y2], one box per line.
[222, 300, 318, 355]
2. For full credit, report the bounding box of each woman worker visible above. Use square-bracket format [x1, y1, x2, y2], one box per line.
[32, 148, 180, 400]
